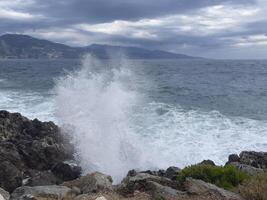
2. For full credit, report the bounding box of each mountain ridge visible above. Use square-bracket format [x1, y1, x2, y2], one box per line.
[0, 34, 198, 59]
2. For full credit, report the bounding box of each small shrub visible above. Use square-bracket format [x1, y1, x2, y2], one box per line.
[239, 172, 267, 200]
[177, 164, 249, 190]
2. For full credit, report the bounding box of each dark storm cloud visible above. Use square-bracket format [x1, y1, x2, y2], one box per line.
[30, 0, 256, 24]
[0, 0, 267, 58]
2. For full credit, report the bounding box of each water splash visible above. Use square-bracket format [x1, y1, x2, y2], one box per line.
[54, 56, 157, 182]
[54, 55, 267, 182]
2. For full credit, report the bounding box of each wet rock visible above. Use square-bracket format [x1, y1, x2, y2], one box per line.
[0, 187, 10, 200]
[10, 185, 78, 200]
[165, 166, 181, 180]
[239, 151, 267, 169]
[52, 162, 81, 182]
[63, 172, 113, 194]
[228, 154, 240, 163]
[0, 161, 22, 192]
[184, 178, 243, 200]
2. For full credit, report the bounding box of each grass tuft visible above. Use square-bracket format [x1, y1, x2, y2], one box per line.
[177, 164, 249, 190]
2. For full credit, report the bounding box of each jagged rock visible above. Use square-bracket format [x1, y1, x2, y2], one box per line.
[239, 151, 267, 169]
[127, 170, 137, 177]
[0, 187, 10, 200]
[0, 110, 73, 170]
[0, 110, 77, 192]
[0, 161, 22, 192]
[23, 170, 58, 186]
[52, 162, 81, 182]
[228, 154, 240, 163]
[228, 162, 264, 176]
[63, 172, 113, 194]
[165, 166, 181, 180]
[117, 172, 177, 196]
[10, 185, 78, 200]
[184, 178, 243, 200]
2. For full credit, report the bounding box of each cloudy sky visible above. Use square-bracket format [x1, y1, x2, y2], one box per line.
[1, 0, 267, 59]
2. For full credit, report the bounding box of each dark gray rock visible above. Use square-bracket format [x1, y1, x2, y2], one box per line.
[0, 142, 23, 169]
[165, 166, 181, 180]
[239, 151, 267, 169]
[52, 162, 81, 182]
[0, 110, 78, 192]
[0, 161, 22, 192]
[228, 154, 240, 163]
[126, 169, 137, 177]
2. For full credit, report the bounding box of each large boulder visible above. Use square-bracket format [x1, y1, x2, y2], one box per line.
[52, 162, 81, 182]
[0, 187, 10, 200]
[63, 172, 113, 194]
[117, 172, 177, 196]
[184, 178, 243, 200]
[239, 151, 267, 169]
[10, 185, 78, 200]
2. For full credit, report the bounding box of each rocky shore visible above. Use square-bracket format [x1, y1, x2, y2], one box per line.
[0, 110, 266, 200]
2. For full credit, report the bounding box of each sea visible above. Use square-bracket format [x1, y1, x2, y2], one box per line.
[0, 56, 267, 182]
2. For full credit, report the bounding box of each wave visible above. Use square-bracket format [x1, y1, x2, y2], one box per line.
[0, 90, 55, 122]
[54, 55, 267, 182]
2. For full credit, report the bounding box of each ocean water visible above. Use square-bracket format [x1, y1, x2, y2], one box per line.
[1, 56, 267, 182]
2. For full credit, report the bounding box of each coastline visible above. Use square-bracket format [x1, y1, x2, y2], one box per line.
[0, 110, 266, 200]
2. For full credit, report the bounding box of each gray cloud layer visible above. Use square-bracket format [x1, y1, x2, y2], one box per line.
[0, 0, 266, 58]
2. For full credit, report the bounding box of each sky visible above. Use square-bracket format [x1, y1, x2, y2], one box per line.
[0, 0, 267, 59]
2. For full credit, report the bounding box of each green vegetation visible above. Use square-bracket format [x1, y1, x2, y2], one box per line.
[177, 164, 249, 190]
[239, 172, 267, 200]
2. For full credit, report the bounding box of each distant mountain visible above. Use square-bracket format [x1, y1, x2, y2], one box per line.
[0, 34, 197, 59]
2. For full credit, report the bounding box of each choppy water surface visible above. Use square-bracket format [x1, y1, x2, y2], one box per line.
[1, 57, 267, 181]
